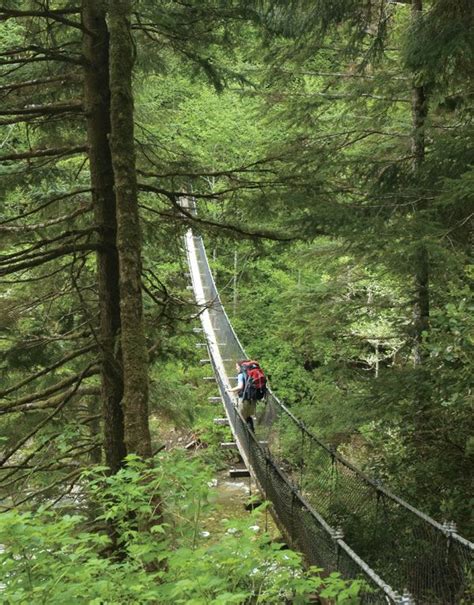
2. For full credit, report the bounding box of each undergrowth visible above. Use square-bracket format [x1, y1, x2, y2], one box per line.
[0, 452, 366, 604]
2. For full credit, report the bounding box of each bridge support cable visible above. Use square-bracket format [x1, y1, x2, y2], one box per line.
[182, 198, 472, 604]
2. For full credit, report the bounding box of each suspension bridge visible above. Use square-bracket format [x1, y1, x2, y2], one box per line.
[183, 214, 473, 605]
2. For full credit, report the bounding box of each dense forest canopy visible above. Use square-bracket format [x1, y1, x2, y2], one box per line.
[0, 0, 472, 603]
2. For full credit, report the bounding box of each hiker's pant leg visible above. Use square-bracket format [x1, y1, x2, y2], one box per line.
[239, 400, 257, 432]
[239, 400, 256, 419]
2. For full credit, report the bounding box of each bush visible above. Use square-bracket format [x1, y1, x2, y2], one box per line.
[0, 453, 364, 604]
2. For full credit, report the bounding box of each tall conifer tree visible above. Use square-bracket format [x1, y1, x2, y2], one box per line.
[108, 0, 152, 459]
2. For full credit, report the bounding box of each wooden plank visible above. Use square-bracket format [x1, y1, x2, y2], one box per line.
[229, 468, 250, 478]
[221, 440, 267, 448]
[220, 441, 237, 449]
[213, 418, 229, 426]
[208, 396, 222, 403]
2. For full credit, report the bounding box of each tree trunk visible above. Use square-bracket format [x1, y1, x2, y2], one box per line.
[411, 0, 429, 366]
[108, 0, 152, 459]
[82, 0, 126, 472]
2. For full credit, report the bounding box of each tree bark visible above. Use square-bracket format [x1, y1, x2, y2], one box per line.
[108, 0, 152, 459]
[411, 0, 429, 366]
[82, 0, 126, 473]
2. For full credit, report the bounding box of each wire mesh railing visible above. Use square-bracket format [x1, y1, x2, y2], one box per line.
[184, 220, 473, 605]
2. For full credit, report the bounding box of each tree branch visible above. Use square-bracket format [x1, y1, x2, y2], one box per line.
[1, 368, 100, 413]
[0, 343, 96, 398]
[138, 189, 297, 241]
[1, 188, 92, 226]
[0, 144, 87, 162]
[0, 363, 95, 467]
[0, 419, 98, 486]
[0, 227, 97, 263]
[6, 470, 83, 510]
[0, 243, 99, 276]
[0, 7, 85, 32]
[0, 7, 81, 17]
[0, 74, 80, 93]
[136, 155, 281, 180]
[0, 52, 86, 68]
[0, 205, 92, 233]
[0, 100, 83, 116]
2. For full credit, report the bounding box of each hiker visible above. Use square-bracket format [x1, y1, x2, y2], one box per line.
[227, 360, 267, 433]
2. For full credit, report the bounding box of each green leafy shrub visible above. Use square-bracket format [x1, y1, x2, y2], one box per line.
[0, 453, 364, 604]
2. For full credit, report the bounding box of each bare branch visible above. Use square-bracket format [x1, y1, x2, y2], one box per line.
[0, 344, 96, 398]
[1, 188, 92, 226]
[0, 440, 99, 477]
[0, 419, 99, 486]
[0, 100, 83, 116]
[0, 227, 97, 263]
[0, 74, 80, 93]
[0, 387, 100, 415]
[0, 101, 84, 126]
[0, 204, 92, 233]
[136, 155, 282, 180]
[0, 52, 86, 68]
[0, 363, 95, 467]
[0, 7, 85, 32]
[138, 188, 298, 241]
[0, 254, 89, 284]
[0, 144, 87, 162]
[0, 7, 81, 17]
[6, 470, 83, 510]
[0, 243, 100, 276]
[1, 368, 100, 413]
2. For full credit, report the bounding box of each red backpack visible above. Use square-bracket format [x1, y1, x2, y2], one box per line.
[240, 360, 267, 401]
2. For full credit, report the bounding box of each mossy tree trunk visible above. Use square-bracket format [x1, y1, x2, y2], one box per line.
[107, 0, 152, 459]
[410, 0, 432, 462]
[82, 0, 126, 472]
[411, 0, 430, 367]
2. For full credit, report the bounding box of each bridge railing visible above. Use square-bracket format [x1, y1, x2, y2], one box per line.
[184, 224, 473, 605]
